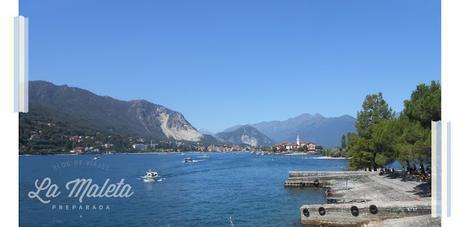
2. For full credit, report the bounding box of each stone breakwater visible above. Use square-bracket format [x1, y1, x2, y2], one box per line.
[284, 171, 440, 226]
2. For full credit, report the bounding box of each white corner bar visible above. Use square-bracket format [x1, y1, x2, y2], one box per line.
[14, 16, 28, 113]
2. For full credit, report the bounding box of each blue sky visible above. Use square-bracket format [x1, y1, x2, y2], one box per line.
[21, 0, 440, 132]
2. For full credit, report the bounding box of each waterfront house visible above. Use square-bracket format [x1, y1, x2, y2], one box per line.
[71, 146, 85, 154]
[307, 143, 316, 152]
[132, 144, 147, 150]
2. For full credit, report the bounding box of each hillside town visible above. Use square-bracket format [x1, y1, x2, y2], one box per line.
[272, 134, 317, 152]
[65, 135, 251, 154]
[21, 113, 323, 155]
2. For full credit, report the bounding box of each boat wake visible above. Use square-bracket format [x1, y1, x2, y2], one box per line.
[157, 178, 165, 182]
[182, 159, 205, 163]
[137, 177, 165, 183]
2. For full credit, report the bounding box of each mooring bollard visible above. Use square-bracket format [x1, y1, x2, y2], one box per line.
[350, 206, 359, 217]
[303, 208, 310, 217]
[369, 205, 378, 214]
[318, 207, 326, 216]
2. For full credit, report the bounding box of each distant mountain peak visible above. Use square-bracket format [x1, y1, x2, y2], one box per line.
[313, 113, 324, 118]
[216, 124, 273, 147]
[339, 114, 355, 119]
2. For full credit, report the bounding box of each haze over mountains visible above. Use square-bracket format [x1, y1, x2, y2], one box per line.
[215, 125, 274, 147]
[223, 113, 356, 147]
[23, 81, 356, 148]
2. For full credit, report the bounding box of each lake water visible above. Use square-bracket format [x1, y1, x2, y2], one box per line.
[20, 152, 348, 226]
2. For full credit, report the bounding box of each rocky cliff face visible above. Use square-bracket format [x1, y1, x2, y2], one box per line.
[215, 125, 274, 147]
[128, 100, 203, 141]
[27, 80, 203, 142]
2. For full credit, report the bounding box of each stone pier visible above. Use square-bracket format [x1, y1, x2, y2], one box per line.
[284, 171, 439, 226]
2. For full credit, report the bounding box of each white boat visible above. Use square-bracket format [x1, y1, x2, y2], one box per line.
[183, 157, 193, 163]
[142, 169, 159, 182]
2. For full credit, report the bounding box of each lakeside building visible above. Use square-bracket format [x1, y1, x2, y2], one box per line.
[306, 143, 316, 151]
[69, 146, 100, 153]
[132, 144, 147, 150]
[274, 134, 317, 152]
[70, 146, 85, 154]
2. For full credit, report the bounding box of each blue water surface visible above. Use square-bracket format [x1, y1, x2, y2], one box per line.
[20, 152, 348, 226]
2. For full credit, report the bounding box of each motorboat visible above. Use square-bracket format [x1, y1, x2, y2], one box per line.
[183, 157, 194, 163]
[142, 169, 159, 182]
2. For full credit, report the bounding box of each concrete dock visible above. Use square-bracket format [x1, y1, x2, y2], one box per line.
[284, 171, 439, 226]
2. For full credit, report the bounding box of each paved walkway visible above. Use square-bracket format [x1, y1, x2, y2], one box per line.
[365, 215, 440, 227]
[335, 172, 428, 202]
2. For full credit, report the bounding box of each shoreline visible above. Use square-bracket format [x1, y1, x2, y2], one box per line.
[310, 156, 349, 160]
[19, 151, 348, 160]
[19, 151, 246, 156]
[284, 152, 314, 156]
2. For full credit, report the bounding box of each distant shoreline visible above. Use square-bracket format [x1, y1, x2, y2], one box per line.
[19, 152, 349, 160]
[310, 156, 350, 160]
[19, 151, 240, 156]
[283, 152, 349, 159]
[284, 152, 313, 156]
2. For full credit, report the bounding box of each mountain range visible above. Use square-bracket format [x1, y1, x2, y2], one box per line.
[22, 81, 356, 149]
[23, 81, 215, 143]
[223, 113, 356, 147]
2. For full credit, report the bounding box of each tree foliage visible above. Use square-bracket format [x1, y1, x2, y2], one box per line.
[403, 81, 441, 129]
[356, 93, 394, 139]
[349, 93, 394, 170]
[341, 134, 347, 149]
[347, 81, 440, 171]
